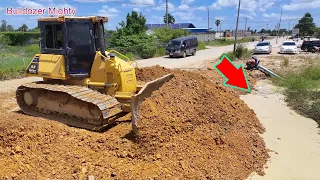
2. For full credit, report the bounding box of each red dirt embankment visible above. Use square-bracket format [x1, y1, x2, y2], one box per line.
[0, 66, 268, 179]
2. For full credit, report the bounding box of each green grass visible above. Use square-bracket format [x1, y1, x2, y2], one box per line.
[205, 38, 253, 47]
[198, 41, 207, 50]
[219, 43, 252, 61]
[0, 44, 39, 80]
[272, 66, 320, 125]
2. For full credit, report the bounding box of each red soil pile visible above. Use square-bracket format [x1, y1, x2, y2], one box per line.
[0, 66, 269, 179]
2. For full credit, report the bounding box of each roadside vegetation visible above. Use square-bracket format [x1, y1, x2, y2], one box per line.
[219, 43, 253, 60]
[205, 37, 253, 47]
[273, 66, 320, 126]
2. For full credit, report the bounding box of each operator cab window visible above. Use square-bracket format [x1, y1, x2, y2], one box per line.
[45, 24, 63, 49]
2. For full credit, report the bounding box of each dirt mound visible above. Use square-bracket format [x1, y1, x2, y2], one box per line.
[0, 66, 269, 179]
[135, 66, 269, 179]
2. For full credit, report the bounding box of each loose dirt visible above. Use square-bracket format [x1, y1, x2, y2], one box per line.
[0, 66, 269, 179]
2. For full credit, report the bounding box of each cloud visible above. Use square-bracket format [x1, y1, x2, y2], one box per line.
[153, 2, 174, 10]
[195, 6, 207, 11]
[74, 0, 121, 2]
[172, 11, 202, 22]
[133, 7, 141, 12]
[282, 0, 320, 11]
[0, 7, 4, 12]
[239, 13, 253, 19]
[262, 13, 300, 20]
[178, 4, 189, 10]
[16, 0, 45, 9]
[98, 5, 120, 17]
[210, 0, 275, 15]
[181, 0, 194, 4]
[48, 3, 75, 10]
[215, 16, 225, 20]
[122, 0, 155, 7]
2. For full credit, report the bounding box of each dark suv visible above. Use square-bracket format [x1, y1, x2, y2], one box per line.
[301, 40, 320, 52]
[166, 36, 198, 58]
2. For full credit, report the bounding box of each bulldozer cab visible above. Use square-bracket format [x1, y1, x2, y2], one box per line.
[38, 16, 107, 77]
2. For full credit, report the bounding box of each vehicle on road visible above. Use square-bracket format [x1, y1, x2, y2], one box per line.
[280, 41, 298, 54]
[166, 36, 198, 58]
[253, 41, 272, 54]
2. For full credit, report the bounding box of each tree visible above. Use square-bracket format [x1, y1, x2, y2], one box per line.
[117, 11, 147, 35]
[18, 24, 28, 32]
[294, 12, 316, 36]
[260, 28, 266, 33]
[29, 27, 40, 32]
[215, 20, 220, 32]
[254, 29, 257, 34]
[0, 20, 7, 32]
[110, 11, 157, 59]
[163, 13, 175, 24]
[6, 25, 14, 31]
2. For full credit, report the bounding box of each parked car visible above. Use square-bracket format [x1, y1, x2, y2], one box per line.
[253, 41, 272, 54]
[301, 40, 320, 52]
[166, 36, 198, 58]
[280, 41, 298, 54]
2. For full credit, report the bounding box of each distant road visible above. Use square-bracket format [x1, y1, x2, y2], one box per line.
[135, 37, 287, 69]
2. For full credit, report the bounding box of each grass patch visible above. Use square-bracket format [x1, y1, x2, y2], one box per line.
[198, 41, 207, 50]
[219, 43, 252, 61]
[280, 57, 289, 67]
[0, 44, 39, 80]
[273, 66, 320, 125]
[206, 38, 253, 47]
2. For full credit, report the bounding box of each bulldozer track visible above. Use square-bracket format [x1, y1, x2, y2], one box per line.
[16, 82, 124, 131]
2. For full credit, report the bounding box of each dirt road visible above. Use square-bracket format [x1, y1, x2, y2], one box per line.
[243, 80, 320, 180]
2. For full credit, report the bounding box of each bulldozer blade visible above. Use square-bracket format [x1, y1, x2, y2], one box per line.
[131, 74, 174, 133]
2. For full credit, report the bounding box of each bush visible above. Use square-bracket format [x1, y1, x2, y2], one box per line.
[152, 27, 189, 44]
[272, 66, 320, 125]
[155, 47, 166, 57]
[220, 44, 251, 61]
[220, 51, 236, 61]
[110, 32, 157, 59]
[0, 34, 11, 47]
[235, 43, 251, 59]
[0, 32, 40, 46]
[198, 41, 206, 50]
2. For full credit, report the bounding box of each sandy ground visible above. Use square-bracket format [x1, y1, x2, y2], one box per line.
[200, 42, 320, 179]
[243, 80, 320, 180]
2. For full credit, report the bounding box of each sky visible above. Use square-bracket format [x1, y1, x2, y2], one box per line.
[1, 0, 320, 31]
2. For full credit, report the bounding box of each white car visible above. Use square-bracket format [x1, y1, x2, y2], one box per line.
[254, 41, 272, 54]
[280, 41, 298, 54]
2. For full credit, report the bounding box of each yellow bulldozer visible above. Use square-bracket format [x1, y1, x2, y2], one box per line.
[16, 16, 173, 133]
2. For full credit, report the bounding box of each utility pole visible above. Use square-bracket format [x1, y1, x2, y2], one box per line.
[244, 17, 249, 37]
[273, 5, 282, 44]
[288, 20, 291, 37]
[166, 0, 168, 28]
[267, 23, 268, 30]
[207, 7, 209, 43]
[233, 0, 241, 53]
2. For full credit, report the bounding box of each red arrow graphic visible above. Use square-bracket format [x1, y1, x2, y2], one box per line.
[214, 55, 250, 91]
